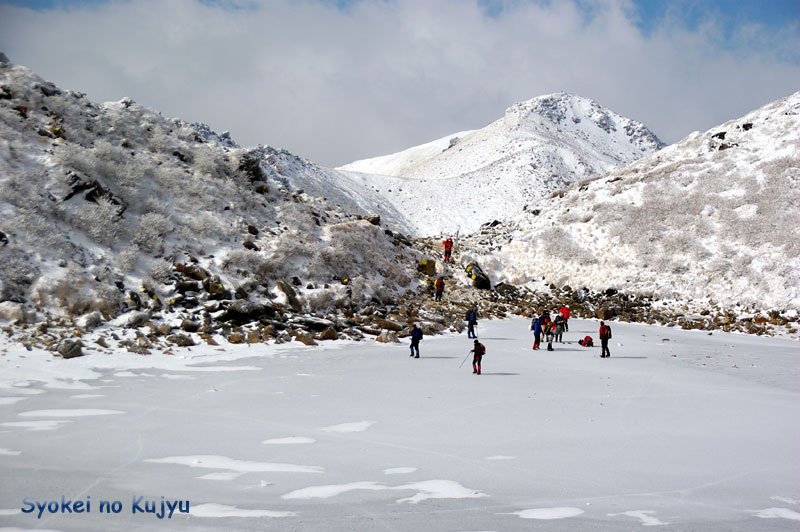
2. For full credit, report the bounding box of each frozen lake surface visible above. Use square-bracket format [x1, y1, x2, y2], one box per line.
[1, 317, 799, 531]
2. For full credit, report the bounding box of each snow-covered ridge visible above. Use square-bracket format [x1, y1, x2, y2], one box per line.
[0, 55, 420, 323]
[338, 93, 664, 235]
[472, 90, 800, 310]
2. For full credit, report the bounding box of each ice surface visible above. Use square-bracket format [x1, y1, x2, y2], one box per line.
[1, 317, 798, 531]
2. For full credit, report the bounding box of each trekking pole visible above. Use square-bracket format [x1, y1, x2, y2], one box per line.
[459, 351, 471, 368]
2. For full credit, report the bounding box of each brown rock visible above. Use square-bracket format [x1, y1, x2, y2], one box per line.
[318, 327, 338, 340]
[246, 330, 261, 343]
[228, 332, 245, 344]
[294, 332, 318, 346]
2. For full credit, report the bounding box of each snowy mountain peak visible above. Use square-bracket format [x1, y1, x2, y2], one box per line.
[339, 93, 664, 235]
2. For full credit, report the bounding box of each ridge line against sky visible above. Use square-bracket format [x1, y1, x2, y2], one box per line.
[1, 0, 799, 166]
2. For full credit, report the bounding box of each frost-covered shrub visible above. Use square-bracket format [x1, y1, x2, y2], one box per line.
[537, 227, 596, 265]
[222, 249, 272, 280]
[148, 258, 172, 283]
[115, 245, 140, 274]
[132, 213, 170, 253]
[72, 196, 121, 245]
[0, 248, 39, 302]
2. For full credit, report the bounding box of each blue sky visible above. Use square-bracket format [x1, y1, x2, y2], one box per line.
[1, 0, 799, 165]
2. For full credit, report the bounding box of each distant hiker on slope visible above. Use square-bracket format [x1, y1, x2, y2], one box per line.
[599, 321, 612, 358]
[409, 324, 423, 358]
[471, 339, 485, 375]
[466, 306, 479, 338]
[443, 237, 454, 262]
[530, 316, 542, 350]
[434, 276, 445, 302]
[559, 305, 570, 331]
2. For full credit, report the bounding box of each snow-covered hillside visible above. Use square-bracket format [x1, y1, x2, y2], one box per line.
[0, 54, 419, 331]
[469, 91, 800, 311]
[339, 93, 664, 235]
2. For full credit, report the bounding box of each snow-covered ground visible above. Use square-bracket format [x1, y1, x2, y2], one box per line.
[1, 317, 798, 531]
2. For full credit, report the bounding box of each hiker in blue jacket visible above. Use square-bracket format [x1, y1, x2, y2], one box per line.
[530, 316, 542, 350]
[466, 307, 479, 338]
[409, 324, 423, 358]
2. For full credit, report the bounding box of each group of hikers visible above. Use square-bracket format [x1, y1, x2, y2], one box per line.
[410, 237, 614, 373]
[409, 304, 614, 375]
[409, 305, 485, 374]
[530, 307, 612, 357]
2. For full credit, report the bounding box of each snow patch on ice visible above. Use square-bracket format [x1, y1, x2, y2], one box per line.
[0, 397, 27, 405]
[752, 507, 800, 521]
[383, 467, 417, 475]
[0, 509, 22, 515]
[190, 503, 295, 518]
[320, 420, 375, 433]
[69, 394, 105, 399]
[145, 455, 324, 474]
[282, 481, 385, 500]
[1, 420, 72, 431]
[393, 480, 487, 504]
[0, 448, 21, 456]
[609, 510, 668, 526]
[282, 479, 486, 504]
[18, 409, 124, 417]
[262, 437, 316, 445]
[485, 455, 515, 461]
[511, 507, 584, 519]
[771, 496, 800, 505]
[196, 472, 243, 481]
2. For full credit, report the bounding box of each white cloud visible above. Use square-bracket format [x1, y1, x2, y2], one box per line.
[1, 0, 798, 166]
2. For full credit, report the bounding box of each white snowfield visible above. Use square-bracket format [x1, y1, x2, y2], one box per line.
[1, 317, 798, 531]
[338, 93, 664, 235]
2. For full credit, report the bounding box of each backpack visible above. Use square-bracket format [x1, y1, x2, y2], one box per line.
[579, 336, 593, 347]
[474, 343, 485, 356]
[600, 325, 612, 340]
[435, 278, 444, 290]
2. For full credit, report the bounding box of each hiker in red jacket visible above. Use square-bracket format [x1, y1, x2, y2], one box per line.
[599, 321, 612, 358]
[443, 237, 453, 262]
[434, 277, 444, 301]
[559, 305, 570, 331]
[471, 339, 485, 375]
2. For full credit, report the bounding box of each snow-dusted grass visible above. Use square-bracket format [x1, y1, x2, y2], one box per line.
[0, 317, 797, 531]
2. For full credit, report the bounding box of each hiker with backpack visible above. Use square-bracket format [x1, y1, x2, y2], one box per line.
[554, 313, 566, 343]
[409, 324, 423, 358]
[466, 306, 479, 338]
[434, 277, 444, 301]
[470, 339, 485, 375]
[530, 316, 542, 350]
[599, 321, 612, 358]
[545, 319, 556, 351]
[559, 305, 570, 331]
[443, 237, 454, 262]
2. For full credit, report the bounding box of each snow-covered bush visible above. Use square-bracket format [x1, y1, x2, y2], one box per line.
[132, 212, 171, 253]
[72, 196, 121, 245]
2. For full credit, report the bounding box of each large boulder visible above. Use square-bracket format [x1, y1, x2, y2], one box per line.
[417, 259, 436, 276]
[277, 280, 302, 312]
[219, 300, 275, 325]
[57, 339, 83, 359]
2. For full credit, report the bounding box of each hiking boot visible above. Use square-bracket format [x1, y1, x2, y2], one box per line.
[415, 355, 419, 358]
[477, 370, 481, 375]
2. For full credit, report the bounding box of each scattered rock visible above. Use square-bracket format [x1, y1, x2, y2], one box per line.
[57, 339, 83, 359]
